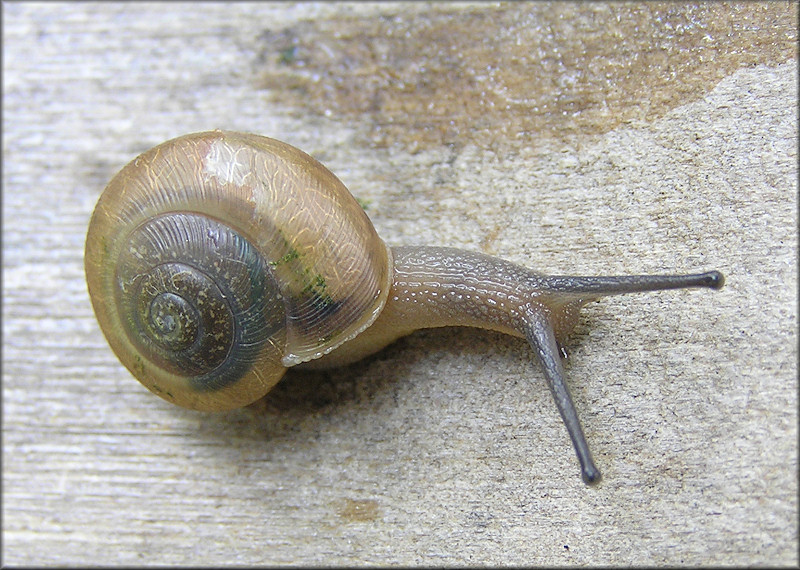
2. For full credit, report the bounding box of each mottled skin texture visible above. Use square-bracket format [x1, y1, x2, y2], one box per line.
[86, 131, 724, 482]
[309, 246, 584, 368]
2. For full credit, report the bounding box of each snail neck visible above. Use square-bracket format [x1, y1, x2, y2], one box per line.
[305, 245, 572, 369]
[381, 245, 554, 338]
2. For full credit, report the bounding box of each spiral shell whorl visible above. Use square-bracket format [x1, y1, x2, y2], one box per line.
[85, 131, 391, 410]
[116, 214, 284, 385]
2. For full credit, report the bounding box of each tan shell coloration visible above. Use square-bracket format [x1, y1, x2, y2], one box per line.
[85, 131, 391, 411]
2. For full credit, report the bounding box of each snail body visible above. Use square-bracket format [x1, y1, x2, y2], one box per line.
[85, 130, 724, 483]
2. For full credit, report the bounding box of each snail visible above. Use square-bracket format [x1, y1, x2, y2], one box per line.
[85, 130, 725, 484]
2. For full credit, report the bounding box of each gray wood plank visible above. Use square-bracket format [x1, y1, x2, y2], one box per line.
[3, 2, 797, 566]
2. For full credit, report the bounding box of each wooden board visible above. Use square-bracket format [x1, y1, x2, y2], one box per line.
[3, 2, 797, 565]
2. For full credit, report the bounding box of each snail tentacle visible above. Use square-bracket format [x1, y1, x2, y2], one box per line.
[524, 309, 600, 484]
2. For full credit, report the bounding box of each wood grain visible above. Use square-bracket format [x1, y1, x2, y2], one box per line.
[3, 2, 797, 566]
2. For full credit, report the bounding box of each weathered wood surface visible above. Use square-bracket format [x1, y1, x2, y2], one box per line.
[3, 2, 797, 566]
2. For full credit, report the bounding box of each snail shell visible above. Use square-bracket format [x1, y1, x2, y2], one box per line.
[85, 131, 391, 411]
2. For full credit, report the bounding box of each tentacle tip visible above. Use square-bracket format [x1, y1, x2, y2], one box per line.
[705, 270, 725, 290]
[582, 466, 602, 485]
